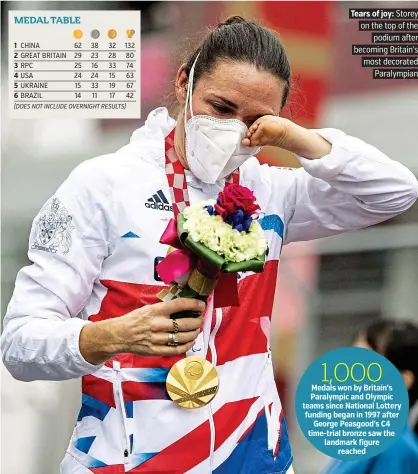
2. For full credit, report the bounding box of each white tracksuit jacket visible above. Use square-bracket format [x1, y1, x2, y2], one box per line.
[2, 107, 417, 474]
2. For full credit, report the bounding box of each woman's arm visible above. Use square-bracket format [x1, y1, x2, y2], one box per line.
[243, 115, 332, 160]
[1, 161, 115, 381]
[1, 160, 204, 381]
[244, 117, 418, 244]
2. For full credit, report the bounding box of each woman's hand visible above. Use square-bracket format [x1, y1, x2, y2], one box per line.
[79, 298, 205, 365]
[242, 115, 332, 160]
[242, 115, 289, 148]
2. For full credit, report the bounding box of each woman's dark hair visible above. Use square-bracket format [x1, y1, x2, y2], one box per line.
[184, 16, 291, 109]
[356, 320, 418, 433]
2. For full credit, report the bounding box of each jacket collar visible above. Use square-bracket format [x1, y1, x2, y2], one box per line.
[129, 107, 175, 169]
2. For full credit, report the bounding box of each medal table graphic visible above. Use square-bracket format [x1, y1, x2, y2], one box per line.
[8, 10, 141, 118]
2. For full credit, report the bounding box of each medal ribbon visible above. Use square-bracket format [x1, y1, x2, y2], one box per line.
[162, 128, 239, 410]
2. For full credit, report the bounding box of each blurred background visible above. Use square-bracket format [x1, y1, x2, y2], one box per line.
[1, 1, 417, 473]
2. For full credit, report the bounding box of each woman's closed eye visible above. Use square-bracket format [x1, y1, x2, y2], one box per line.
[211, 103, 233, 115]
[210, 103, 254, 127]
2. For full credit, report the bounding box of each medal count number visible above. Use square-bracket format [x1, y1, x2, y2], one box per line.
[322, 362, 383, 385]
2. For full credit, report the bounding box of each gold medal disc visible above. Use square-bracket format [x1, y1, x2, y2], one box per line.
[166, 356, 219, 409]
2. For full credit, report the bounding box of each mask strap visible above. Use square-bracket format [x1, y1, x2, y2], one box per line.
[184, 52, 200, 124]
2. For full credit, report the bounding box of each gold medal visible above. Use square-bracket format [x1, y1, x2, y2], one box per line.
[166, 356, 219, 408]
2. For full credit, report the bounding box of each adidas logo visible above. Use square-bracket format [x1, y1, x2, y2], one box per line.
[145, 190, 173, 212]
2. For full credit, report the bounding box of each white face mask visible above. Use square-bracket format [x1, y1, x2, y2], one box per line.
[184, 55, 262, 184]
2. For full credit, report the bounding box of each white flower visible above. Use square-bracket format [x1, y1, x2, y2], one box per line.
[183, 201, 268, 263]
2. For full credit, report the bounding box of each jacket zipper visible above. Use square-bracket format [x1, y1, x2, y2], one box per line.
[208, 308, 223, 473]
[264, 352, 281, 461]
[113, 360, 131, 470]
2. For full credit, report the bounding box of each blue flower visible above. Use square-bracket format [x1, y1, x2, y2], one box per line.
[232, 209, 244, 227]
[226, 208, 253, 232]
[243, 215, 253, 232]
[205, 205, 215, 216]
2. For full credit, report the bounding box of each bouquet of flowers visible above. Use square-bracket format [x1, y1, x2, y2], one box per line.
[156, 184, 268, 318]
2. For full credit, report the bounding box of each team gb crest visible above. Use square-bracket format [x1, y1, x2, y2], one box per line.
[31, 198, 75, 255]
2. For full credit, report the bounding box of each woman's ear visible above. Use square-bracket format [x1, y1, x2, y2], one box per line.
[401, 370, 415, 391]
[175, 64, 188, 105]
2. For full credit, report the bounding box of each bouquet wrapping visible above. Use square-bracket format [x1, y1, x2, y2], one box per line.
[156, 184, 268, 318]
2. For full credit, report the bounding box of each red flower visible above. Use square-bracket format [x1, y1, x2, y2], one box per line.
[217, 184, 260, 216]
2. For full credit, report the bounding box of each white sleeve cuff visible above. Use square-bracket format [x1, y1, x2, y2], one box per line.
[296, 128, 356, 180]
[66, 318, 105, 375]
